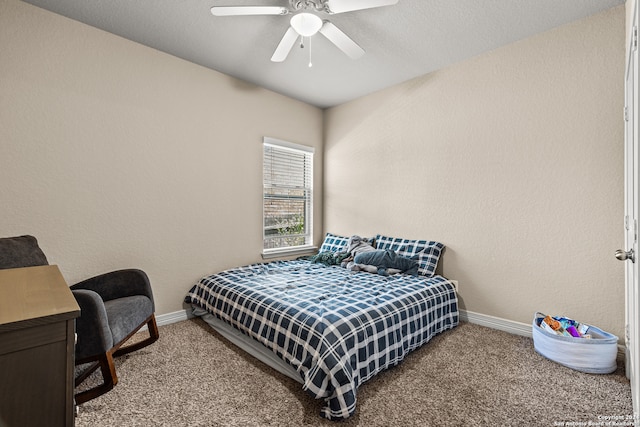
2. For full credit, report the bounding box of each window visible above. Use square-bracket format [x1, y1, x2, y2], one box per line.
[263, 137, 314, 255]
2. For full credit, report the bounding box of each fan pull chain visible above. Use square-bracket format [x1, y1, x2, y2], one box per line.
[308, 37, 313, 68]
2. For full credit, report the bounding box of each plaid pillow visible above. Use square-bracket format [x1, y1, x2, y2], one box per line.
[318, 233, 350, 254]
[374, 235, 444, 277]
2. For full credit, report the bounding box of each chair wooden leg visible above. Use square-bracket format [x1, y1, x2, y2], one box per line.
[148, 314, 160, 340]
[75, 352, 117, 405]
[75, 314, 159, 404]
[74, 361, 100, 387]
[114, 314, 159, 357]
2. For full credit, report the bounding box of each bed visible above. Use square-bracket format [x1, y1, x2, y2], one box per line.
[184, 233, 459, 420]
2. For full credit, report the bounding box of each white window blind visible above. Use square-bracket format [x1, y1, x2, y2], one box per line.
[263, 137, 313, 252]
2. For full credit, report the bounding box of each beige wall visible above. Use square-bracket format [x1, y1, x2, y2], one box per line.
[324, 6, 626, 337]
[628, 0, 637, 65]
[0, 0, 323, 316]
[0, 0, 627, 337]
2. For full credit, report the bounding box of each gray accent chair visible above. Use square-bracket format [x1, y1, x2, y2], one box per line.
[0, 235, 159, 404]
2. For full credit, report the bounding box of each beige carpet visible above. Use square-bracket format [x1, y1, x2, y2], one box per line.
[75, 318, 632, 427]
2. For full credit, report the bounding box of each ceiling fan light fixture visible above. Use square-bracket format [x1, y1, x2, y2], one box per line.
[290, 13, 323, 37]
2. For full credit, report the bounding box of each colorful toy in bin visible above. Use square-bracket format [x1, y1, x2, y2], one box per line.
[540, 315, 591, 338]
[532, 312, 619, 374]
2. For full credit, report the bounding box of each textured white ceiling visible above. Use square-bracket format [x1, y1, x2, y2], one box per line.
[23, 0, 624, 108]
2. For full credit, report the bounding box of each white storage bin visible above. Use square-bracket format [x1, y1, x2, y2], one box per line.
[532, 312, 618, 374]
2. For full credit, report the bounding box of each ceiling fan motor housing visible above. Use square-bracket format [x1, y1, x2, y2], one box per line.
[289, 0, 329, 13]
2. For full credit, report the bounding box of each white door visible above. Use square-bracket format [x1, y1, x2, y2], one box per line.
[623, 3, 640, 415]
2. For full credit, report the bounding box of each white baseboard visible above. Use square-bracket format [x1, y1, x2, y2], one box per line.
[146, 307, 627, 361]
[460, 309, 532, 337]
[139, 309, 192, 331]
[156, 308, 533, 335]
[156, 309, 192, 326]
[158, 308, 531, 337]
[460, 309, 626, 361]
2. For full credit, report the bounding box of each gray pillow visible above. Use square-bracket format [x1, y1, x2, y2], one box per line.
[354, 249, 418, 276]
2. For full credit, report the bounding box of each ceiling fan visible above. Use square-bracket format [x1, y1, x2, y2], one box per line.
[210, 0, 399, 64]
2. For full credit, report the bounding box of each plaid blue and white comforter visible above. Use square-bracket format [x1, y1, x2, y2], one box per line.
[184, 260, 458, 420]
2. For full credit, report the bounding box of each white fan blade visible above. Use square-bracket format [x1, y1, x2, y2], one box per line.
[211, 6, 288, 16]
[319, 21, 364, 59]
[271, 27, 299, 62]
[325, 0, 398, 14]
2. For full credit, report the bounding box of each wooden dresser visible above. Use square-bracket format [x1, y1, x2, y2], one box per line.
[0, 265, 80, 427]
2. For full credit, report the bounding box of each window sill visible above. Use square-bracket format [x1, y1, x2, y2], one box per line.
[262, 245, 318, 260]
